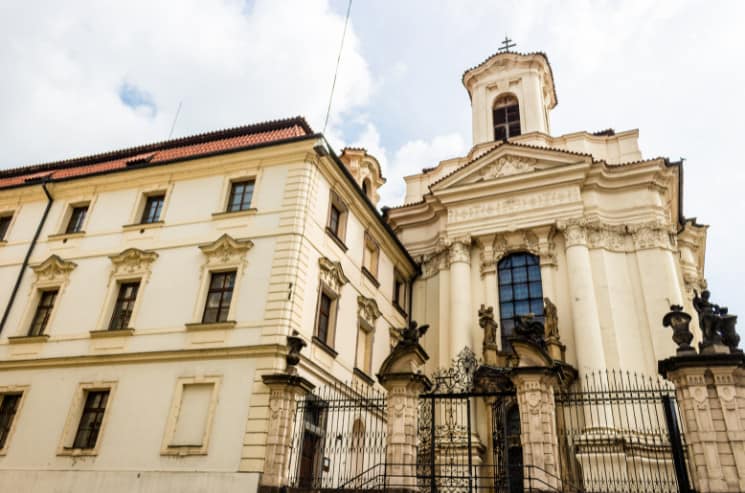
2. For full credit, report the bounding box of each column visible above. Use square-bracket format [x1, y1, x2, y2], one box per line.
[558, 220, 607, 374]
[259, 373, 314, 491]
[660, 353, 745, 493]
[449, 238, 472, 356]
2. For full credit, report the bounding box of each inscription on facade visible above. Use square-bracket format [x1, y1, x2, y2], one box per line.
[448, 188, 579, 223]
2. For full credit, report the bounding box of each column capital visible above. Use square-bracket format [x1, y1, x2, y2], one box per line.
[447, 236, 472, 264]
[629, 220, 676, 251]
[556, 218, 588, 247]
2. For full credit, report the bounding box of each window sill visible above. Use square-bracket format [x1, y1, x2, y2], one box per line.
[353, 367, 375, 386]
[90, 328, 135, 338]
[325, 228, 348, 252]
[59, 447, 97, 457]
[7, 334, 50, 344]
[48, 231, 85, 241]
[361, 267, 380, 288]
[312, 336, 338, 358]
[211, 208, 257, 219]
[161, 446, 208, 457]
[122, 221, 164, 232]
[185, 321, 237, 331]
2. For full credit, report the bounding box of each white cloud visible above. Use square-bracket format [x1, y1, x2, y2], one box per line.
[0, 0, 371, 167]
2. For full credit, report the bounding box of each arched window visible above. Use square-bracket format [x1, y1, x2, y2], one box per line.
[497, 252, 543, 349]
[362, 179, 371, 198]
[493, 94, 521, 141]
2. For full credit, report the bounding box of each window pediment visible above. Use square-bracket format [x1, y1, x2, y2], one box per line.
[32, 255, 77, 285]
[357, 295, 381, 328]
[109, 248, 158, 278]
[318, 257, 348, 294]
[199, 234, 254, 266]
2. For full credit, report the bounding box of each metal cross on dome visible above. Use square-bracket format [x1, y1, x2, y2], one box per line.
[499, 35, 516, 52]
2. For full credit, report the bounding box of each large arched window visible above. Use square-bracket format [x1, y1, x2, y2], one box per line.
[493, 94, 521, 141]
[497, 252, 543, 349]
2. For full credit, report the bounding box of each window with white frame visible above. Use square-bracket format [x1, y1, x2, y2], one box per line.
[58, 382, 116, 455]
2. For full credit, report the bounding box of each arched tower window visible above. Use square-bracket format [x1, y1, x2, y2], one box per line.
[493, 94, 521, 142]
[497, 252, 543, 349]
[362, 178, 371, 199]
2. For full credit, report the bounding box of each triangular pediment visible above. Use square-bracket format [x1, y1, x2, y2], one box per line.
[430, 144, 591, 192]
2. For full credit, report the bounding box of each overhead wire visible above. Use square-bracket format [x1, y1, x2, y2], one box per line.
[323, 0, 353, 134]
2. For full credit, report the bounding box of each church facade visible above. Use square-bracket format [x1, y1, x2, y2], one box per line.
[0, 50, 741, 493]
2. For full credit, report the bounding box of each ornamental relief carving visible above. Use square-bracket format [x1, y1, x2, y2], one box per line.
[318, 257, 349, 293]
[109, 248, 158, 279]
[558, 218, 676, 252]
[448, 239, 471, 264]
[478, 229, 556, 274]
[357, 295, 382, 327]
[448, 189, 579, 224]
[32, 255, 77, 285]
[199, 233, 254, 266]
[478, 156, 537, 180]
[629, 222, 675, 251]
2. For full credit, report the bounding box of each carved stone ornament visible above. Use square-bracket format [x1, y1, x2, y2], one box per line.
[543, 297, 559, 339]
[556, 218, 588, 247]
[318, 257, 349, 293]
[109, 248, 158, 278]
[285, 331, 307, 375]
[692, 289, 741, 353]
[199, 233, 254, 265]
[357, 295, 382, 327]
[663, 304, 695, 355]
[448, 238, 471, 264]
[586, 222, 626, 252]
[479, 304, 498, 346]
[31, 255, 77, 285]
[628, 221, 675, 251]
[478, 156, 537, 180]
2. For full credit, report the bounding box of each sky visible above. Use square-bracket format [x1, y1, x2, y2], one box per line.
[1, 0, 744, 321]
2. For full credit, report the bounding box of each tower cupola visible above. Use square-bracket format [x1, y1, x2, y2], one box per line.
[339, 148, 386, 206]
[463, 51, 557, 146]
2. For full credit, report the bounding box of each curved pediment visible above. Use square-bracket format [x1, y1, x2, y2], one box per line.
[430, 144, 591, 192]
[32, 255, 77, 284]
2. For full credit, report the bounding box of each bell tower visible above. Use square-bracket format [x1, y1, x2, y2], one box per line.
[463, 51, 557, 147]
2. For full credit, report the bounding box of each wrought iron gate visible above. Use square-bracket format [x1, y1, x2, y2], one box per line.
[417, 349, 522, 493]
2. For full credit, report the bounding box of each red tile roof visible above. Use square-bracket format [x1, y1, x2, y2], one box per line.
[0, 117, 314, 189]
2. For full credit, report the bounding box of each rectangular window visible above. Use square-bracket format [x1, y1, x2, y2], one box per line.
[140, 194, 165, 224]
[202, 271, 236, 324]
[355, 324, 374, 375]
[171, 383, 214, 447]
[326, 192, 348, 244]
[0, 393, 22, 450]
[28, 289, 58, 336]
[393, 272, 407, 312]
[108, 282, 140, 330]
[362, 233, 379, 280]
[316, 292, 333, 344]
[72, 390, 109, 450]
[65, 205, 88, 234]
[0, 215, 11, 241]
[227, 180, 255, 212]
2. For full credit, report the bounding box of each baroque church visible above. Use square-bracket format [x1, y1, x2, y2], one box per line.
[0, 50, 742, 493]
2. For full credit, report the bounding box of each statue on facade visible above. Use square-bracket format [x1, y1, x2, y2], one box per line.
[396, 320, 429, 348]
[285, 331, 307, 375]
[691, 290, 740, 353]
[514, 313, 546, 348]
[543, 297, 559, 339]
[479, 304, 498, 346]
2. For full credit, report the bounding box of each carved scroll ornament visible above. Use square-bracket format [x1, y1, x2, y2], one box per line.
[318, 257, 349, 293]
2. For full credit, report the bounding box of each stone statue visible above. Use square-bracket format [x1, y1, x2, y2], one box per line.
[478, 304, 498, 346]
[663, 304, 694, 355]
[286, 331, 307, 374]
[691, 289, 741, 353]
[514, 313, 546, 348]
[397, 320, 429, 348]
[543, 297, 559, 339]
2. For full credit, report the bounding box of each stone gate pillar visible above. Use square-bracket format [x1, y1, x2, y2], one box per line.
[659, 300, 745, 493]
[259, 334, 314, 492]
[378, 322, 431, 492]
[508, 338, 576, 492]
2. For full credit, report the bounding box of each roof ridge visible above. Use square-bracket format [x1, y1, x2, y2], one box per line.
[0, 116, 313, 179]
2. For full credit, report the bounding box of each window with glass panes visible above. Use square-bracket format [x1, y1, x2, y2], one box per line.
[108, 282, 140, 330]
[493, 99, 521, 141]
[140, 194, 165, 223]
[315, 291, 334, 345]
[202, 271, 236, 323]
[28, 289, 58, 336]
[72, 390, 109, 449]
[65, 205, 88, 234]
[227, 180, 255, 212]
[497, 253, 543, 348]
[0, 393, 22, 449]
[0, 215, 12, 241]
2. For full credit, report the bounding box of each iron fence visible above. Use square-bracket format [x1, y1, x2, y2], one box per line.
[287, 380, 387, 491]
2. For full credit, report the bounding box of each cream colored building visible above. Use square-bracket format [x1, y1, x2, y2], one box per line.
[387, 51, 707, 378]
[0, 118, 415, 491]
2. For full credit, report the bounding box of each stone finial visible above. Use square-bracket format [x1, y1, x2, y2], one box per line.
[285, 331, 307, 375]
[663, 304, 695, 355]
[692, 289, 741, 354]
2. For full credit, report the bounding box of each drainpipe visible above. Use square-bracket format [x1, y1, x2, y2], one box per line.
[0, 179, 53, 335]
